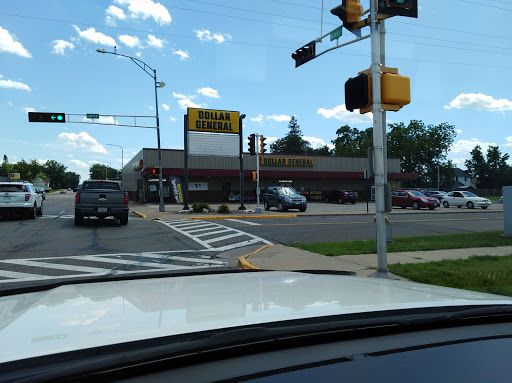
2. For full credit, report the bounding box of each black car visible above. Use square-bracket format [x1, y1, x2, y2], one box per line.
[324, 190, 358, 204]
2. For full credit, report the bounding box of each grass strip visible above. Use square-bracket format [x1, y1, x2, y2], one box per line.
[293, 231, 511, 256]
[388, 255, 512, 297]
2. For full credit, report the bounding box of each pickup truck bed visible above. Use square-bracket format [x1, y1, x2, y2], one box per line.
[75, 180, 129, 225]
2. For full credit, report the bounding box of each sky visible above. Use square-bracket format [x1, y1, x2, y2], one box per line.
[1, 0, 512, 182]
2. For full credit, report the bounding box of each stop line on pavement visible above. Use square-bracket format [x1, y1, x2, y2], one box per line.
[158, 220, 272, 251]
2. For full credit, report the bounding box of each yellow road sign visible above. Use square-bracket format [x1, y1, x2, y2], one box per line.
[188, 108, 240, 134]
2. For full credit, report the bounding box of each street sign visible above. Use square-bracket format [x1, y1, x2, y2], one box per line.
[187, 108, 240, 134]
[330, 26, 343, 41]
[28, 112, 65, 123]
[86, 114, 100, 119]
[9, 173, 20, 180]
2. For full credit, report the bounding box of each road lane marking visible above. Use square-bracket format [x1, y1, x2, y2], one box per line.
[59, 210, 65, 214]
[4, 259, 111, 274]
[195, 229, 233, 237]
[203, 232, 246, 244]
[225, 219, 261, 225]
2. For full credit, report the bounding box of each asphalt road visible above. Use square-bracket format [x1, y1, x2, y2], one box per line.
[0, 192, 504, 291]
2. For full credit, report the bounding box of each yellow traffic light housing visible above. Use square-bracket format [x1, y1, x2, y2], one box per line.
[331, 0, 363, 30]
[251, 171, 257, 181]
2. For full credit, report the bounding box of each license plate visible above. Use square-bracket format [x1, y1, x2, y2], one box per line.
[98, 207, 107, 213]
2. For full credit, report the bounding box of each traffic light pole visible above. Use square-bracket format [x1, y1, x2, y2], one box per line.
[380, 20, 388, 184]
[368, 0, 398, 280]
[255, 135, 261, 213]
[238, 116, 246, 211]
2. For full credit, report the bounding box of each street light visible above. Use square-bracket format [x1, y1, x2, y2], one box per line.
[106, 143, 124, 171]
[97, 47, 166, 212]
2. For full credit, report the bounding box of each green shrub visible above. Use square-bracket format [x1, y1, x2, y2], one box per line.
[192, 202, 210, 213]
[218, 204, 230, 214]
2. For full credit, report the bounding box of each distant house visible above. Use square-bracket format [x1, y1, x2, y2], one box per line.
[31, 177, 51, 190]
[453, 168, 476, 190]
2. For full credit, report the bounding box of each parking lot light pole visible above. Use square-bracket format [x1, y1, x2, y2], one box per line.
[96, 48, 166, 212]
[107, 143, 124, 171]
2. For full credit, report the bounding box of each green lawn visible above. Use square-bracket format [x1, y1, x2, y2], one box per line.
[389, 255, 512, 297]
[483, 196, 501, 201]
[293, 231, 512, 256]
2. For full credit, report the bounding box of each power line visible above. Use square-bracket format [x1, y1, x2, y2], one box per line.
[388, 38, 512, 56]
[456, 0, 512, 11]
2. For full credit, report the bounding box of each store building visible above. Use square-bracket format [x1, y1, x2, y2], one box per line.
[122, 148, 417, 203]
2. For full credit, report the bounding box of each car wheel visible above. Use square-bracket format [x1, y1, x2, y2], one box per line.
[457, 205, 462, 208]
[28, 204, 37, 219]
[401, 206, 407, 209]
[120, 214, 128, 225]
[264, 200, 270, 211]
[482, 206, 488, 209]
[325, 197, 329, 203]
[467, 201, 474, 209]
[74, 212, 83, 226]
[351, 201, 356, 204]
[299, 206, 307, 212]
[412, 201, 420, 210]
[37, 203, 43, 216]
[277, 202, 286, 212]
[338, 198, 343, 204]
[428, 207, 435, 210]
[443, 201, 449, 208]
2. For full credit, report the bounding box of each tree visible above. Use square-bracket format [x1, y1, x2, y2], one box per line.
[64, 171, 81, 188]
[270, 116, 313, 154]
[465, 145, 510, 188]
[89, 164, 120, 180]
[2, 155, 7, 164]
[309, 145, 333, 156]
[44, 160, 68, 189]
[332, 125, 373, 156]
[465, 145, 488, 187]
[1, 155, 12, 177]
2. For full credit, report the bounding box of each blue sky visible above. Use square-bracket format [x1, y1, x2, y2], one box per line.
[1, 0, 511, 182]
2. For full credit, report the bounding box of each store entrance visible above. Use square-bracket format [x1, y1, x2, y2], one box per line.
[222, 182, 231, 202]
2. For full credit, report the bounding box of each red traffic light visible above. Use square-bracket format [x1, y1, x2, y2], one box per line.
[151, 167, 160, 175]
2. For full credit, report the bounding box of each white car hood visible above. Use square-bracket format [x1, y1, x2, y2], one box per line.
[1, 271, 511, 364]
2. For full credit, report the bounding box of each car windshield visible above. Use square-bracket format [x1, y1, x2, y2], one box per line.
[278, 187, 298, 196]
[1, 1, 510, 371]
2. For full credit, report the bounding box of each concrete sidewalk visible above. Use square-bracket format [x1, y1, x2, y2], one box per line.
[130, 201, 503, 221]
[238, 244, 512, 278]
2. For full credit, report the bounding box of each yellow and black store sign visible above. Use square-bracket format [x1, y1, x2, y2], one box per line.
[188, 108, 240, 134]
[261, 157, 315, 167]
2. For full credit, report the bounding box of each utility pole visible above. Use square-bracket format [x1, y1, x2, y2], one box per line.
[255, 134, 262, 213]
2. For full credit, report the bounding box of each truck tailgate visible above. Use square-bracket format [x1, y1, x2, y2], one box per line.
[79, 191, 126, 207]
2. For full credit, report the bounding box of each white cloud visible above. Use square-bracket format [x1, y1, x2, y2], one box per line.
[118, 34, 141, 48]
[0, 75, 31, 91]
[0, 26, 32, 58]
[456, 129, 463, 134]
[317, 104, 373, 124]
[146, 34, 165, 48]
[450, 138, 497, 155]
[8, 101, 13, 107]
[302, 136, 334, 150]
[65, 154, 74, 158]
[148, 105, 154, 110]
[265, 136, 278, 147]
[58, 132, 107, 153]
[135, 51, 142, 57]
[73, 25, 116, 46]
[81, 116, 118, 125]
[178, 98, 206, 110]
[106, 5, 126, 20]
[444, 93, 512, 112]
[504, 137, 512, 147]
[51, 40, 74, 55]
[172, 92, 188, 99]
[22, 107, 35, 113]
[267, 114, 290, 122]
[169, 116, 177, 122]
[250, 114, 264, 125]
[69, 159, 89, 169]
[193, 29, 232, 44]
[196, 87, 220, 98]
[161, 103, 169, 111]
[115, 0, 171, 25]
[172, 49, 189, 61]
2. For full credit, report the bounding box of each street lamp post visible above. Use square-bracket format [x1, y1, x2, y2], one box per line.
[97, 48, 166, 212]
[107, 143, 124, 171]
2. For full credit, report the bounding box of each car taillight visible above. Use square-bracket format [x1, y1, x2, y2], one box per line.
[75, 193, 80, 204]
[355, 192, 358, 197]
[343, 193, 347, 196]
[25, 194, 31, 201]
[124, 193, 129, 204]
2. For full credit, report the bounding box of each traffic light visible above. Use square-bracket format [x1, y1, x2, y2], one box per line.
[291, 41, 316, 68]
[251, 171, 257, 181]
[28, 112, 65, 123]
[248, 134, 256, 155]
[260, 136, 267, 155]
[366, 72, 411, 111]
[377, 0, 418, 18]
[345, 73, 369, 112]
[331, 0, 363, 30]
[151, 167, 160, 176]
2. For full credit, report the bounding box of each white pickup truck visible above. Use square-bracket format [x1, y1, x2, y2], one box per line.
[74, 180, 129, 225]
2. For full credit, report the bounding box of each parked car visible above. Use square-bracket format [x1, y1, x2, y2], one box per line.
[263, 186, 307, 212]
[442, 191, 492, 209]
[392, 190, 440, 210]
[0, 181, 43, 218]
[428, 190, 447, 202]
[499, 196, 503, 204]
[67, 187, 72, 191]
[75, 180, 129, 225]
[35, 187, 46, 200]
[325, 190, 358, 204]
[402, 188, 431, 197]
[60, 189, 66, 194]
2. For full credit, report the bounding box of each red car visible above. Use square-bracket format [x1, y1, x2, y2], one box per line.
[392, 190, 440, 210]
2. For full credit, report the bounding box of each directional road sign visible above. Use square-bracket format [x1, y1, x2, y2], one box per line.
[28, 112, 65, 123]
[86, 114, 100, 119]
[330, 26, 343, 41]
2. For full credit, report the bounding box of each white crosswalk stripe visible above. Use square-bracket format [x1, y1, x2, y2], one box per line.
[158, 220, 272, 251]
[225, 219, 261, 226]
[0, 251, 226, 284]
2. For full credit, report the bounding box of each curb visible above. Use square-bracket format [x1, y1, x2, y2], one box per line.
[237, 244, 275, 269]
[132, 211, 147, 219]
[188, 214, 297, 220]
